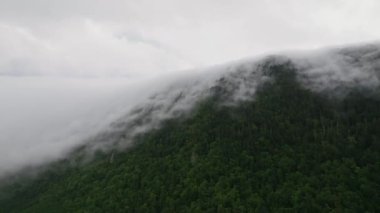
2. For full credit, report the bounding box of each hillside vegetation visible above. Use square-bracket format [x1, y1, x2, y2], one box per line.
[0, 62, 379, 212]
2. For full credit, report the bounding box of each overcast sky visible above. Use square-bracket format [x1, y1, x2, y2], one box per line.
[0, 0, 379, 176]
[0, 0, 379, 77]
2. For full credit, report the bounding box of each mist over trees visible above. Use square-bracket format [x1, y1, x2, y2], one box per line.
[1, 60, 379, 212]
[1, 0, 380, 211]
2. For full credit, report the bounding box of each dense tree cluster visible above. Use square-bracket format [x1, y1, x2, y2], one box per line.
[0, 64, 379, 212]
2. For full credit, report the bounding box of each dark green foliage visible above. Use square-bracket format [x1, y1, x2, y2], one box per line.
[0, 64, 379, 212]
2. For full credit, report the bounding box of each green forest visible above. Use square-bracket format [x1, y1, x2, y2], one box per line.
[0, 63, 379, 212]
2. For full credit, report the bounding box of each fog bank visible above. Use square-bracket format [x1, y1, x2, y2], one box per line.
[0, 76, 161, 175]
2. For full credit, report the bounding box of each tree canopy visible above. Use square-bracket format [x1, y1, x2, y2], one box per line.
[0, 64, 379, 212]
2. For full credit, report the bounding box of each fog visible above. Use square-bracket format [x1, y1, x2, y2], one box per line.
[0, 68, 229, 176]
[1, 0, 380, 177]
[290, 43, 380, 95]
[1, 44, 380, 177]
[0, 76, 157, 175]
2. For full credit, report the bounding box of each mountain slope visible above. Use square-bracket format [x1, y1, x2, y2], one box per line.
[0, 49, 380, 212]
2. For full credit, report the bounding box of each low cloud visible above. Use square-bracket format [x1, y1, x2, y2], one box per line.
[0, 76, 162, 176]
[290, 43, 380, 95]
[1, 0, 380, 177]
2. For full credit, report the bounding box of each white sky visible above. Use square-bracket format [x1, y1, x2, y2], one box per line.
[0, 0, 379, 176]
[0, 0, 379, 77]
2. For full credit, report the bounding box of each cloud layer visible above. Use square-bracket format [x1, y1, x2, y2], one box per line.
[0, 76, 162, 175]
[0, 0, 380, 176]
[1, 0, 379, 77]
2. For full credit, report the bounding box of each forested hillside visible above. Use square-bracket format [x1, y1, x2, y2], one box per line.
[0, 61, 379, 212]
